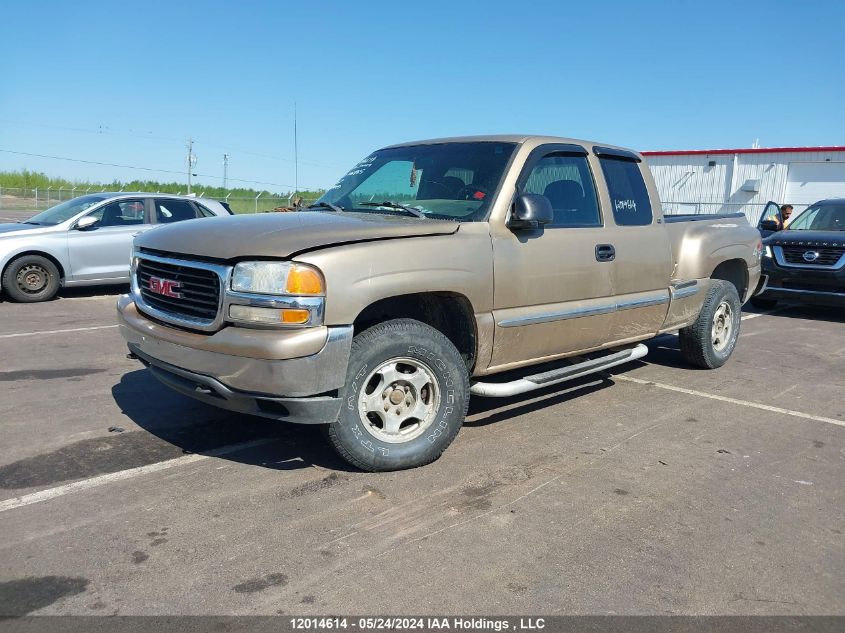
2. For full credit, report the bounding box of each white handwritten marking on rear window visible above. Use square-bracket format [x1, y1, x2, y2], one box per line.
[615, 199, 637, 212]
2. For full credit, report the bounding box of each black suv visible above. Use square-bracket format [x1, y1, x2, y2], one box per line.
[752, 199, 845, 308]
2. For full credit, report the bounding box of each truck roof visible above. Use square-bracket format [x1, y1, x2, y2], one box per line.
[382, 135, 640, 157]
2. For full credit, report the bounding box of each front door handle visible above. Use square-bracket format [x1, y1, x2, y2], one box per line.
[595, 244, 616, 262]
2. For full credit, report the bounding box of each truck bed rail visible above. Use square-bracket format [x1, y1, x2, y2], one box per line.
[663, 212, 746, 223]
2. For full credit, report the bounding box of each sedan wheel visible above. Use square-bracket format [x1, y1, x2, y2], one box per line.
[17, 264, 51, 295]
[2, 255, 61, 302]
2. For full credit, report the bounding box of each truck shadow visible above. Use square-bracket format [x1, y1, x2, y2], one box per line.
[635, 335, 689, 370]
[111, 369, 356, 473]
[112, 368, 616, 470]
[465, 374, 614, 427]
[746, 303, 845, 324]
[57, 284, 128, 300]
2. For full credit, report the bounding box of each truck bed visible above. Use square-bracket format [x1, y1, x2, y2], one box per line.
[663, 212, 745, 223]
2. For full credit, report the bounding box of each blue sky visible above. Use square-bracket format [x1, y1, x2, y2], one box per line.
[1, 0, 843, 193]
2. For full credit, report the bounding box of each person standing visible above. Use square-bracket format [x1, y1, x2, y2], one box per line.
[768, 204, 794, 230]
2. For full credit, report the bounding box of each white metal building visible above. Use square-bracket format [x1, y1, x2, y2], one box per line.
[643, 146, 845, 224]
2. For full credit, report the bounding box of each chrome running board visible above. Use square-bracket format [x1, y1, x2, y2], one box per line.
[469, 344, 648, 398]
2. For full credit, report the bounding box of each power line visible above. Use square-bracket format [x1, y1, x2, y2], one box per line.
[0, 118, 183, 144]
[0, 118, 342, 169]
[0, 148, 322, 190]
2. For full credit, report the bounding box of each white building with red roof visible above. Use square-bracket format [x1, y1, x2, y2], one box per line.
[642, 146, 845, 224]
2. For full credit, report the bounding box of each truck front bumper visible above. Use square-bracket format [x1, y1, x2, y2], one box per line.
[117, 295, 353, 424]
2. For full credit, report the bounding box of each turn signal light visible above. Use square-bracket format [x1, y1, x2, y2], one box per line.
[280, 308, 310, 324]
[285, 264, 324, 295]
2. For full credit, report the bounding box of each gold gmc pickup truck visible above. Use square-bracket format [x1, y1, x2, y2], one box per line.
[117, 135, 763, 471]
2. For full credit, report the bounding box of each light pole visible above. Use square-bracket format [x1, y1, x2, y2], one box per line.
[293, 102, 298, 196]
[186, 137, 197, 194]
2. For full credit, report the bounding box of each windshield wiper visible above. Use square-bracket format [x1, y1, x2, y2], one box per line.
[359, 201, 426, 218]
[308, 201, 345, 213]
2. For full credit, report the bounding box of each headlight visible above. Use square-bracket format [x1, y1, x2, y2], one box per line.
[228, 261, 324, 328]
[231, 261, 324, 296]
[763, 245, 773, 258]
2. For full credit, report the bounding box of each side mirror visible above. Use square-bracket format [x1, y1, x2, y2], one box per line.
[75, 216, 99, 231]
[508, 193, 554, 230]
[759, 219, 779, 232]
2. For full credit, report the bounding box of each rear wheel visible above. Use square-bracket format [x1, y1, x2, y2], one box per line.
[2, 255, 61, 303]
[750, 296, 778, 310]
[679, 279, 741, 369]
[325, 318, 469, 472]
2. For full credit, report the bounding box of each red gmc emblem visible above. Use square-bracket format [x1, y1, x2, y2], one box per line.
[148, 276, 183, 298]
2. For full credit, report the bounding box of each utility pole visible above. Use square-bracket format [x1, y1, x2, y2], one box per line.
[223, 153, 229, 190]
[293, 102, 299, 196]
[186, 137, 197, 194]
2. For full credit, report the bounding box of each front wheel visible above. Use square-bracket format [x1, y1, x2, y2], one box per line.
[2, 255, 61, 303]
[325, 318, 470, 472]
[679, 279, 741, 369]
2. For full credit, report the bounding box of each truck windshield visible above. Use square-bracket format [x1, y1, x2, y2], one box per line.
[24, 195, 109, 225]
[314, 142, 517, 221]
[785, 203, 845, 231]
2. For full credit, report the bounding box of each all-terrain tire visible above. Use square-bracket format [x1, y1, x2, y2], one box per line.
[325, 318, 470, 472]
[679, 279, 742, 369]
[2, 255, 61, 303]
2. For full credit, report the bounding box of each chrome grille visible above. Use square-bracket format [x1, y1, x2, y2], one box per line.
[135, 257, 222, 323]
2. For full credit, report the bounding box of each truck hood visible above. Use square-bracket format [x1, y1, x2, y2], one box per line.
[134, 211, 461, 260]
[766, 230, 845, 246]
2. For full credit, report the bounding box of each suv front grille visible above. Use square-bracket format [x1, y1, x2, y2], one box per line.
[781, 246, 845, 266]
[136, 258, 221, 321]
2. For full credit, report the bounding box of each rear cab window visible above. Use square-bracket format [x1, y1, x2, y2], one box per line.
[596, 147, 653, 226]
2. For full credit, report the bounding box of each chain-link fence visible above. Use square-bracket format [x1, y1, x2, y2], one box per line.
[0, 187, 319, 214]
[0, 185, 794, 225]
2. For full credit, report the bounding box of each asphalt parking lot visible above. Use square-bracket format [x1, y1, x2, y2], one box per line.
[0, 236, 843, 615]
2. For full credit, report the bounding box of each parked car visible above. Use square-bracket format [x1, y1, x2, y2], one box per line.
[752, 198, 845, 308]
[0, 193, 232, 302]
[118, 135, 762, 471]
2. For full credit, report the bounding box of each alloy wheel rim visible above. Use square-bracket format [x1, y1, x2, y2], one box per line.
[711, 301, 733, 352]
[358, 357, 441, 443]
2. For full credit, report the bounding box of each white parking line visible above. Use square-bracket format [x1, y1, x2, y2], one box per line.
[741, 307, 782, 321]
[0, 324, 119, 339]
[0, 437, 279, 513]
[615, 374, 845, 428]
